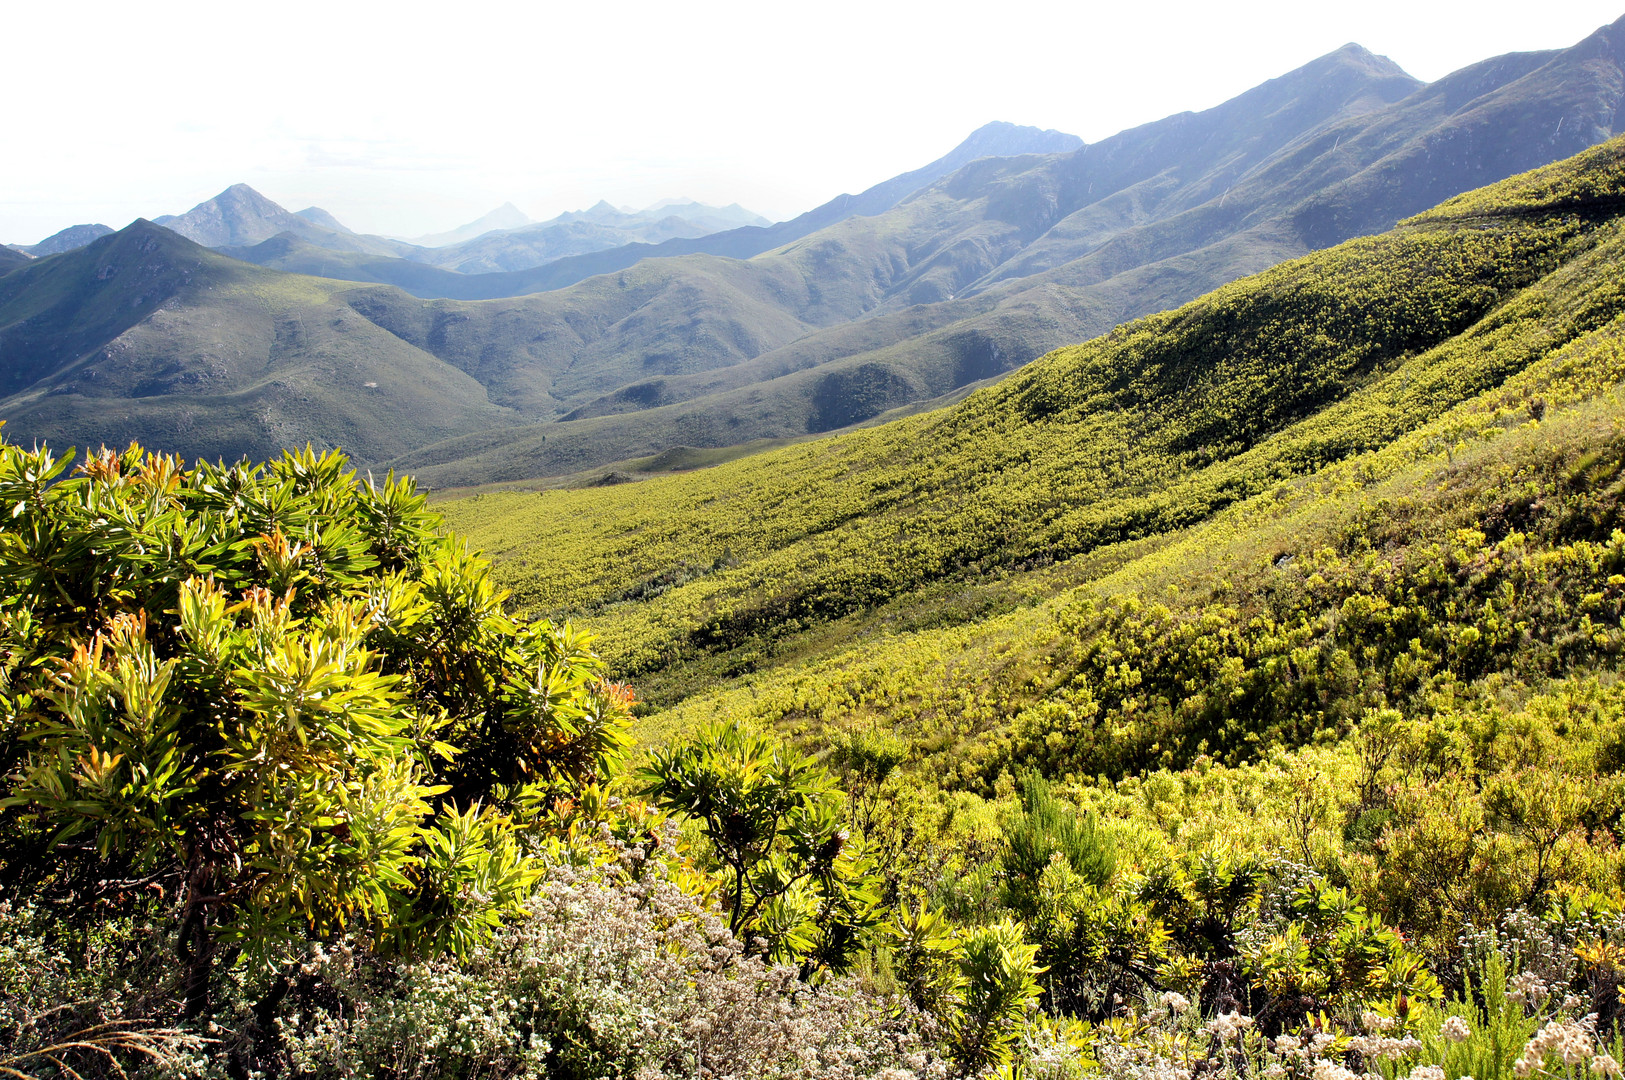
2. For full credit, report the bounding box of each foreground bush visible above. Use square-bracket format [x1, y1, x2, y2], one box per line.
[0, 434, 951, 1078]
[0, 435, 630, 1021]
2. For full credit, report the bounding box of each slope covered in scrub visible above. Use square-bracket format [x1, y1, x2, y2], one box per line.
[427, 142, 1625, 1035]
[444, 136, 1625, 741]
[11, 135, 1625, 1080]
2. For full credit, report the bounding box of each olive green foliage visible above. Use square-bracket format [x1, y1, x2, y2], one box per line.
[639, 722, 881, 977]
[887, 899, 967, 1016]
[12, 133, 1625, 1077]
[951, 919, 1045, 1075]
[1001, 774, 1115, 917]
[0, 437, 632, 1017]
[445, 138, 1625, 713]
[431, 138, 1625, 1073]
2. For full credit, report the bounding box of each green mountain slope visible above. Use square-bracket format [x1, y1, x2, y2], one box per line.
[0, 223, 517, 462]
[439, 135, 1625, 786]
[398, 18, 1625, 485]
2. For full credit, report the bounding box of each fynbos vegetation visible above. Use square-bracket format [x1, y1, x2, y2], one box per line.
[9, 134, 1625, 1080]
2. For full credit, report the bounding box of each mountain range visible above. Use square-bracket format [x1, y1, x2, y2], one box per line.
[14, 187, 779, 280]
[1, 16, 1622, 482]
[220, 121, 1085, 297]
[5, 223, 115, 259]
[438, 131, 1625, 749]
[400, 199, 774, 274]
[153, 184, 404, 256]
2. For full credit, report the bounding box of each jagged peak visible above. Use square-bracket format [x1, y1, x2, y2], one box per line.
[946, 122, 1084, 160]
[1280, 40, 1417, 85]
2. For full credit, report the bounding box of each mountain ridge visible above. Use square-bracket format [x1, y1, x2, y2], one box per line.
[405, 199, 777, 274]
[228, 121, 1086, 295]
[405, 202, 533, 247]
[0, 221, 518, 463]
[384, 22, 1625, 486]
[435, 133, 1625, 744]
[17, 223, 115, 257]
[5, 25, 1624, 483]
[156, 184, 412, 258]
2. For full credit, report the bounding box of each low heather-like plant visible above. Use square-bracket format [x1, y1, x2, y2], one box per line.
[276, 842, 945, 1080]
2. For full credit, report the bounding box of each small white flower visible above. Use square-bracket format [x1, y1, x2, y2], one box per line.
[1207, 1010, 1254, 1040]
[1161, 990, 1191, 1014]
[1362, 1010, 1396, 1033]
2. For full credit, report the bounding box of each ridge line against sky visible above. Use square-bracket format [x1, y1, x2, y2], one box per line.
[4, 0, 1623, 244]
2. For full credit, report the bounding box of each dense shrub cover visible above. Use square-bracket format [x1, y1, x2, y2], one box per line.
[434, 139, 1625, 1076]
[9, 140, 1625, 1079]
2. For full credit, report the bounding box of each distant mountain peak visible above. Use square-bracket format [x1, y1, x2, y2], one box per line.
[24, 223, 115, 257]
[294, 206, 352, 234]
[1274, 40, 1418, 89]
[215, 184, 285, 212]
[407, 203, 533, 247]
[1319, 41, 1411, 78]
[158, 184, 307, 248]
[947, 122, 1085, 161]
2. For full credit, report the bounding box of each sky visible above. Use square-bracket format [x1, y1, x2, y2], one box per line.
[4, 0, 1624, 244]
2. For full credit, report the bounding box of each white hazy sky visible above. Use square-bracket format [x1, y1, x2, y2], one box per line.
[4, 0, 1623, 243]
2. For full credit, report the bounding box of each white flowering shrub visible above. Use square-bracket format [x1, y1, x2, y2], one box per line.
[269, 845, 944, 1080]
[1052, 943, 1625, 1080]
[1459, 907, 1625, 1031]
[0, 899, 204, 1078]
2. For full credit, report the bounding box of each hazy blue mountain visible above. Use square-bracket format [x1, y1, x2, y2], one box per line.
[407, 203, 533, 247]
[185, 192, 775, 277]
[408, 199, 778, 274]
[228, 122, 1087, 294]
[22, 224, 115, 257]
[639, 199, 770, 229]
[294, 206, 352, 233]
[158, 184, 410, 258]
[155, 184, 315, 247]
[0, 247, 30, 276]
